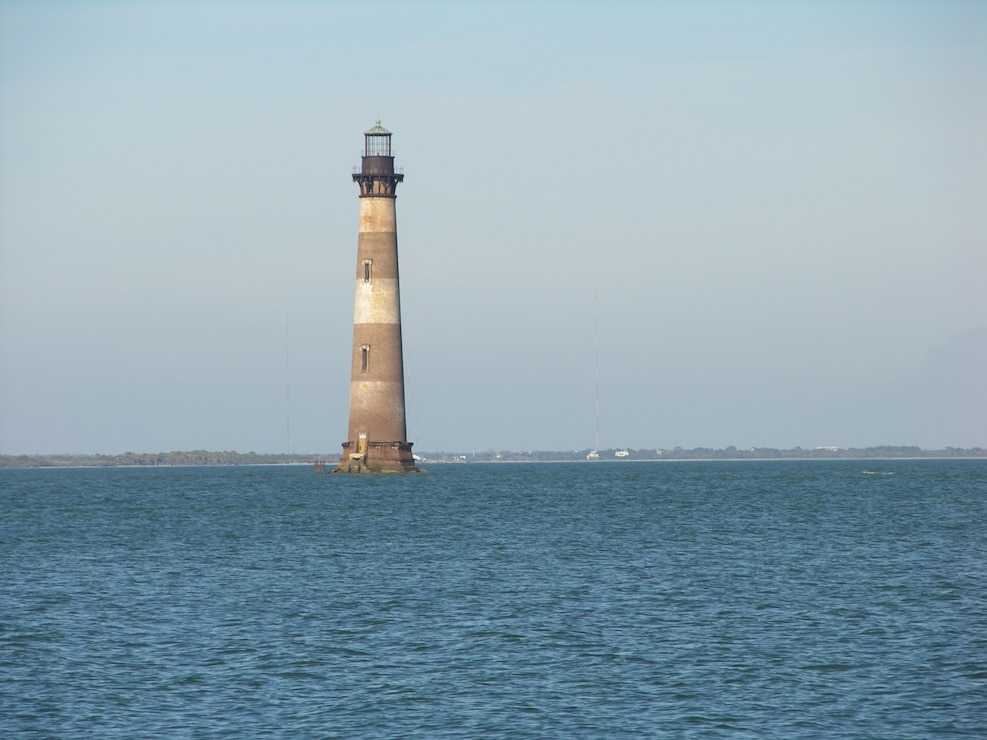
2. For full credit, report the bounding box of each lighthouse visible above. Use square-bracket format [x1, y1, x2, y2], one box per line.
[333, 122, 421, 473]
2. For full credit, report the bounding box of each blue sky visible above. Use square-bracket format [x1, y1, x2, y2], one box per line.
[1, 1, 985, 454]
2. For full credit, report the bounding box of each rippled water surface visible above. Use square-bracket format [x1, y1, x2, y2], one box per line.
[2, 460, 986, 737]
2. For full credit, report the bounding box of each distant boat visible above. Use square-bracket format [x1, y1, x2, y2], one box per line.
[586, 450, 600, 460]
[615, 449, 629, 458]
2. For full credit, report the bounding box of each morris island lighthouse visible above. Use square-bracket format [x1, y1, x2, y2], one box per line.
[332, 122, 421, 474]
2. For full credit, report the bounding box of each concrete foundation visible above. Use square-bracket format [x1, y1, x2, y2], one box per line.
[332, 441, 422, 474]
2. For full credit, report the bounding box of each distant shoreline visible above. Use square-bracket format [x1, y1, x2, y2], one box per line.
[2, 446, 984, 469]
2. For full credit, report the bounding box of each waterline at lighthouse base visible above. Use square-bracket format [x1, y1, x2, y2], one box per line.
[331, 441, 424, 474]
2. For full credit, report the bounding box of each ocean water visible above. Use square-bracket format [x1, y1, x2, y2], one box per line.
[1, 460, 985, 738]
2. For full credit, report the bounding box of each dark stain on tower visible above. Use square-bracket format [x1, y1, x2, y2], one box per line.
[333, 122, 422, 473]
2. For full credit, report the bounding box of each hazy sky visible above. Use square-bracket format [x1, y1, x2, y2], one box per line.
[1, 1, 985, 455]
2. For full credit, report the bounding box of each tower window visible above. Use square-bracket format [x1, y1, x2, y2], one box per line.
[363, 260, 372, 282]
[361, 344, 370, 372]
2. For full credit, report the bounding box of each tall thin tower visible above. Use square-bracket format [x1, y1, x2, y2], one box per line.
[333, 122, 420, 473]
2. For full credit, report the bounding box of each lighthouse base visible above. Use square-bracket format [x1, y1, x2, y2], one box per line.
[332, 441, 423, 474]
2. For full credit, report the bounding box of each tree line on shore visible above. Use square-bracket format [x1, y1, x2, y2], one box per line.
[422, 446, 986, 463]
[0, 451, 306, 468]
[1, 445, 985, 468]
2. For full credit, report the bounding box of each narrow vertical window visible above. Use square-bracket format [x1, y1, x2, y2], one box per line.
[363, 260, 372, 282]
[361, 344, 370, 372]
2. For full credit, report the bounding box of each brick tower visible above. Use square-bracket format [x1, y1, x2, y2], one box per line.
[333, 122, 420, 473]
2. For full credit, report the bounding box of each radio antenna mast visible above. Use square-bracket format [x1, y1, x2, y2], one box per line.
[285, 314, 291, 454]
[595, 287, 600, 450]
